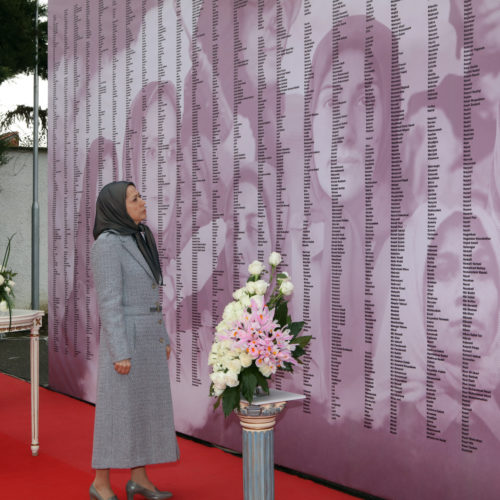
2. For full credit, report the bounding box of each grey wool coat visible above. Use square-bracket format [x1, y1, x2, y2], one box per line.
[91, 231, 179, 469]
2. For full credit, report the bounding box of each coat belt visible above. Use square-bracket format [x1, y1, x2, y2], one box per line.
[123, 304, 162, 315]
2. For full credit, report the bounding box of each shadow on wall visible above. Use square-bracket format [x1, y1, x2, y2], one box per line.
[0, 147, 49, 310]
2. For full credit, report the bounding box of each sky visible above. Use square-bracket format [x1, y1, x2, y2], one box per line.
[0, 76, 48, 144]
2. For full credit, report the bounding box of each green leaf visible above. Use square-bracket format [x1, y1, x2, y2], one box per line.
[254, 370, 270, 393]
[1, 234, 15, 270]
[222, 386, 240, 417]
[241, 371, 258, 403]
[280, 362, 294, 373]
[213, 396, 222, 410]
[289, 321, 304, 338]
[275, 301, 288, 327]
[291, 335, 312, 349]
[292, 346, 305, 359]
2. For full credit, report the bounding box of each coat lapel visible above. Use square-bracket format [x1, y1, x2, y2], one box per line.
[119, 235, 155, 281]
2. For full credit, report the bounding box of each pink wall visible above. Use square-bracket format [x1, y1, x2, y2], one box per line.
[48, 1, 500, 498]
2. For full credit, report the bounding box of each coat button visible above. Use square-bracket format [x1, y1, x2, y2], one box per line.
[159, 337, 164, 343]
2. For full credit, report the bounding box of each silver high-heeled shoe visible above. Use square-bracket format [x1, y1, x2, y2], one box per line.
[126, 479, 173, 500]
[89, 483, 118, 500]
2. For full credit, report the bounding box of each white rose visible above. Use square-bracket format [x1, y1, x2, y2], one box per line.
[269, 252, 282, 267]
[252, 295, 265, 308]
[0, 275, 4, 286]
[228, 358, 242, 374]
[280, 280, 294, 296]
[0, 301, 7, 312]
[210, 371, 227, 390]
[258, 363, 273, 377]
[245, 281, 257, 294]
[239, 351, 253, 368]
[8, 280, 14, 287]
[213, 386, 224, 397]
[248, 260, 264, 276]
[224, 371, 240, 388]
[254, 280, 269, 295]
[4, 286, 10, 294]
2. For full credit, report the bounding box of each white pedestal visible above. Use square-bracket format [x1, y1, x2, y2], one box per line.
[236, 389, 305, 500]
[0, 309, 45, 456]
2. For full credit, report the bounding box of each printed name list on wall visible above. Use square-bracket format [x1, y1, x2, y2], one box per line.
[48, 1, 500, 498]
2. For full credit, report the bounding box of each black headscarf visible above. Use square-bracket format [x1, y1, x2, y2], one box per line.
[93, 181, 163, 285]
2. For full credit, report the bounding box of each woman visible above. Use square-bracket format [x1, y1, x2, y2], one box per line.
[373, 206, 500, 444]
[90, 181, 178, 500]
[307, 15, 393, 422]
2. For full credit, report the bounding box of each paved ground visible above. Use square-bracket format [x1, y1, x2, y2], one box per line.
[0, 321, 49, 386]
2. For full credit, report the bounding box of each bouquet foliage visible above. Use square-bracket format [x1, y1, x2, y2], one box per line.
[209, 252, 312, 416]
[0, 234, 17, 329]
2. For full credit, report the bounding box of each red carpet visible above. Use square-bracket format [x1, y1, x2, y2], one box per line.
[0, 373, 354, 499]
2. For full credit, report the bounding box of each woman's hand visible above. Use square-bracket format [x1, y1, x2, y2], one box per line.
[166, 345, 171, 360]
[114, 358, 131, 375]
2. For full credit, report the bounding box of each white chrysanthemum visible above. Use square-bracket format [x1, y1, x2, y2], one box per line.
[239, 294, 251, 308]
[216, 319, 231, 335]
[220, 339, 233, 350]
[8, 280, 15, 287]
[222, 301, 245, 324]
[232, 287, 247, 301]
[0, 300, 7, 312]
[232, 302, 245, 321]
[222, 302, 235, 320]
[269, 252, 281, 266]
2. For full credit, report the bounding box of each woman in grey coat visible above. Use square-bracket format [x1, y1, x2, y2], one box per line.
[89, 181, 179, 500]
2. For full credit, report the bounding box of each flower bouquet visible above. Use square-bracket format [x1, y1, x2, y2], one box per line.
[209, 252, 312, 416]
[0, 234, 17, 329]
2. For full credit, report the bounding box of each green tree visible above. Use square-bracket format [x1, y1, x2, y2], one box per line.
[0, 0, 47, 85]
[0, 0, 48, 156]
